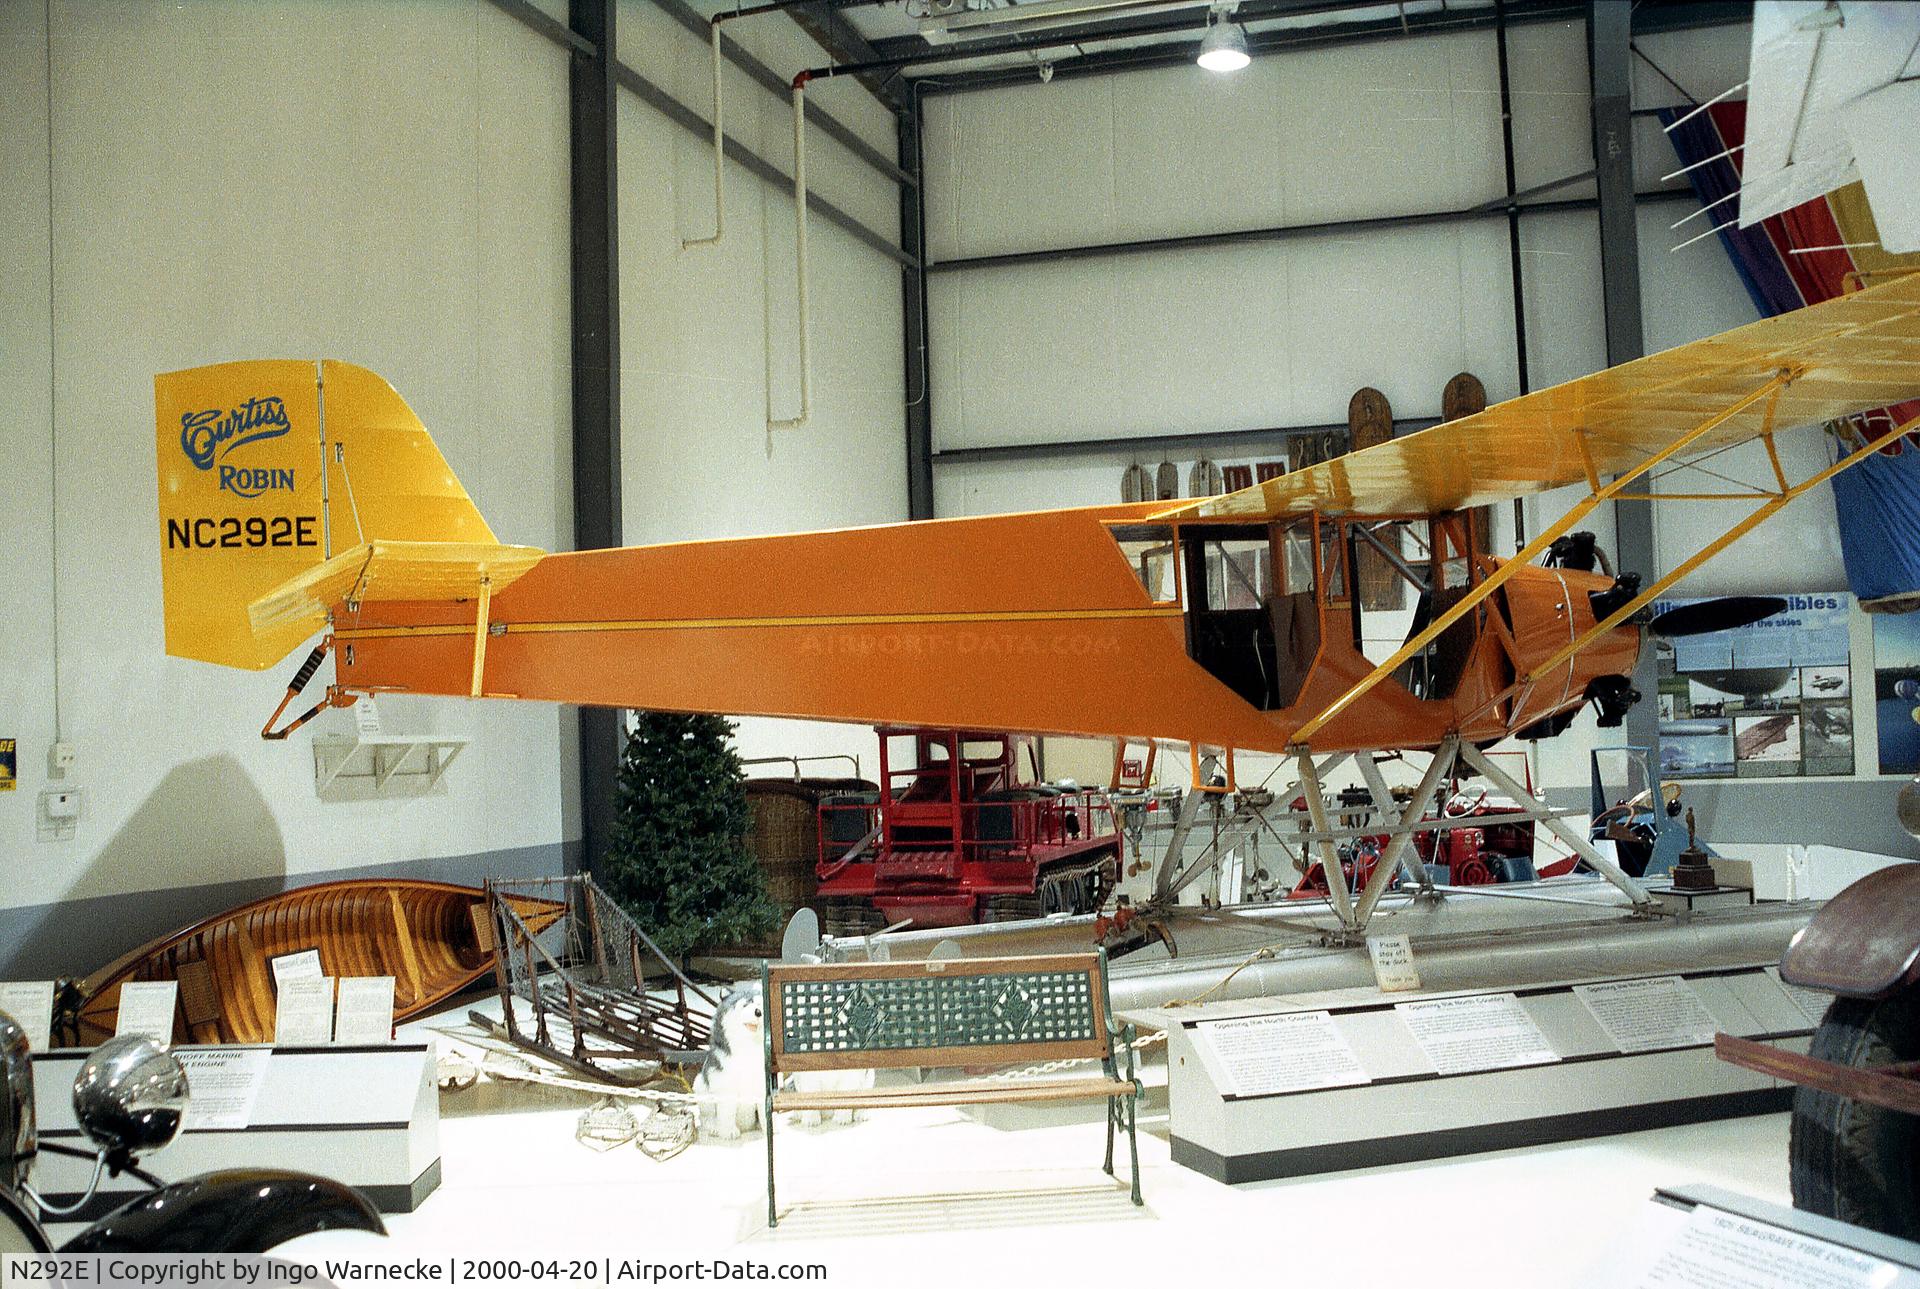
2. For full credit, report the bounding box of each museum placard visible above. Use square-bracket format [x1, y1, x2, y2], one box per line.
[1766, 967, 1833, 1027]
[1574, 976, 1722, 1053]
[1395, 993, 1560, 1075]
[114, 980, 179, 1046]
[273, 976, 335, 1046]
[1190, 1011, 1372, 1098]
[0, 981, 54, 1051]
[335, 976, 397, 1045]
[176, 1047, 272, 1130]
[1632, 1205, 1920, 1289]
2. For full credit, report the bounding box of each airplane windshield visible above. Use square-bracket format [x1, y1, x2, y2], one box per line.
[1109, 524, 1179, 604]
[1204, 538, 1270, 610]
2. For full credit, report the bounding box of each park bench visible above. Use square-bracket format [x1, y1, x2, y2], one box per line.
[759, 950, 1142, 1226]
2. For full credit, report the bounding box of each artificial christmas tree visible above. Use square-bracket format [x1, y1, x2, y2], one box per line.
[603, 711, 778, 963]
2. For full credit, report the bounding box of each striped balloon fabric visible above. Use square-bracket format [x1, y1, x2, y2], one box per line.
[1663, 100, 1920, 610]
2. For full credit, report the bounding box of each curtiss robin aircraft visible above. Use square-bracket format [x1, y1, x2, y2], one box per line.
[153, 272, 1920, 936]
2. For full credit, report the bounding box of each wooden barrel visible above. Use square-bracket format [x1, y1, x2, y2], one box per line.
[721, 778, 874, 954]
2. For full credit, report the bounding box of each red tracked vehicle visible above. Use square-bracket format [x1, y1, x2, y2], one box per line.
[814, 728, 1121, 935]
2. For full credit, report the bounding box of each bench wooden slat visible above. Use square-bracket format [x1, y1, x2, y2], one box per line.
[775, 1041, 1105, 1073]
[774, 1077, 1136, 1111]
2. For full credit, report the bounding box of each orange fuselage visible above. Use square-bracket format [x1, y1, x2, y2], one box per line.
[331, 503, 1641, 754]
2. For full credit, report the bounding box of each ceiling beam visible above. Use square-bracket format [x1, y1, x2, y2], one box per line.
[786, 1, 910, 110]
[860, 0, 1370, 68]
[892, 0, 1750, 95]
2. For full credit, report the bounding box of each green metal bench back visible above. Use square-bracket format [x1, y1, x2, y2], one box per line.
[766, 952, 1113, 1071]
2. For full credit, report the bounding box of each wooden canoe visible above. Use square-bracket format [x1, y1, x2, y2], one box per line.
[74, 879, 565, 1046]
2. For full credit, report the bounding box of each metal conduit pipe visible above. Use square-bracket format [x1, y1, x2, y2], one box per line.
[770, 80, 812, 431]
[718, 0, 831, 20]
[682, 20, 726, 250]
[789, 6, 1213, 82]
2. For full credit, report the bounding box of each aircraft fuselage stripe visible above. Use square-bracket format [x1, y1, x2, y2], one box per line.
[333, 605, 1186, 641]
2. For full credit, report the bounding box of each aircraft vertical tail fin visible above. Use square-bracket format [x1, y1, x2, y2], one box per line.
[156, 359, 538, 671]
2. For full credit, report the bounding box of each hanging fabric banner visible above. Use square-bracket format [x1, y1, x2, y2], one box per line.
[1661, 101, 1920, 611]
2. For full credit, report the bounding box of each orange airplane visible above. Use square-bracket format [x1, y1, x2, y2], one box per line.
[153, 272, 1920, 928]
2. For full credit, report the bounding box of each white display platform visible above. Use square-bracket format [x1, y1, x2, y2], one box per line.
[29, 1042, 439, 1219]
[1131, 963, 1814, 1183]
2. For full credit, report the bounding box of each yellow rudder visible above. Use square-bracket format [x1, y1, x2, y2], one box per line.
[156, 359, 510, 670]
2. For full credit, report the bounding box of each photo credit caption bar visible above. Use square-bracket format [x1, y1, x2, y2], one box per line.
[4, 1257, 832, 1288]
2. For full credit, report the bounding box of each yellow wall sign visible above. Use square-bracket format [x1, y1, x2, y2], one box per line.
[0, 739, 15, 792]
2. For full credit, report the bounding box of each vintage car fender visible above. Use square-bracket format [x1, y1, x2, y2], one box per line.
[60, 1169, 384, 1254]
[1, 1013, 32, 1196]
[1780, 863, 1920, 1000]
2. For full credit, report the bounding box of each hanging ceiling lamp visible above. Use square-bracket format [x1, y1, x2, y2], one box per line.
[1196, 8, 1250, 73]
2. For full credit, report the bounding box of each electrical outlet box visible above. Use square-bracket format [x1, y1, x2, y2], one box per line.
[48, 742, 75, 777]
[37, 787, 83, 842]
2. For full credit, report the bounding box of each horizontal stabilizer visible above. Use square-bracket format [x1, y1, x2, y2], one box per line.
[248, 540, 545, 638]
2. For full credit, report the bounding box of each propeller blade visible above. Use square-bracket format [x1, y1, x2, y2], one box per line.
[1647, 595, 1788, 638]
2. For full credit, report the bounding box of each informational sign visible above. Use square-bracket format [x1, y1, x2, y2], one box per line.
[115, 980, 180, 1046]
[273, 976, 334, 1046]
[1366, 935, 1421, 992]
[1191, 1012, 1371, 1097]
[1766, 967, 1833, 1027]
[1396, 994, 1559, 1075]
[334, 976, 397, 1045]
[1872, 610, 1920, 775]
[0, 738, 14, 792]
[0, 981, 55, 1051]
[1654, 593, 1854, 778]
[176, 1047, 272, 1130]
[1632, 1205, 1920, 1289]
[1574, 976, 1721, 1053]
[269, 948, 324, 987]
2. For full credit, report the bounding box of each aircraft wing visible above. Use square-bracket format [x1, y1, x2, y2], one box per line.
[1161, 269, 1920, 522]
[1738, 0, 1920, 245]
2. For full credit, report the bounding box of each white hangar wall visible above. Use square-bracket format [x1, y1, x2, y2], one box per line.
[0, 0, 907, 977]
[917, 16, 1909, 856]
[924, 20, 1776, 534]
[613, 0, 909, 773]
[0, 0, 574, 976]
[924, 16, 1794, 579]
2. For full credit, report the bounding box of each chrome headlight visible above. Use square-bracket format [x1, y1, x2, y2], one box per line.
[71, 1035, 188, 1160]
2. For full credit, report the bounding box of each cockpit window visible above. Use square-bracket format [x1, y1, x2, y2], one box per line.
[1204, 537, 1271, 611]
[1109, 524, 1179, 605]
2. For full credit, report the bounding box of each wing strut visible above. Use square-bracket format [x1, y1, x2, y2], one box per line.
[1288, 368, 1799, 746]
[1525, 409, 1920, 684]
[470, 574, 494, 698]
[1455, 741, 1651, 909]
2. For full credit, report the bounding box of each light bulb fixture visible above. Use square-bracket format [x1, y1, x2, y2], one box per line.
[1196, 10, 1249, 73]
